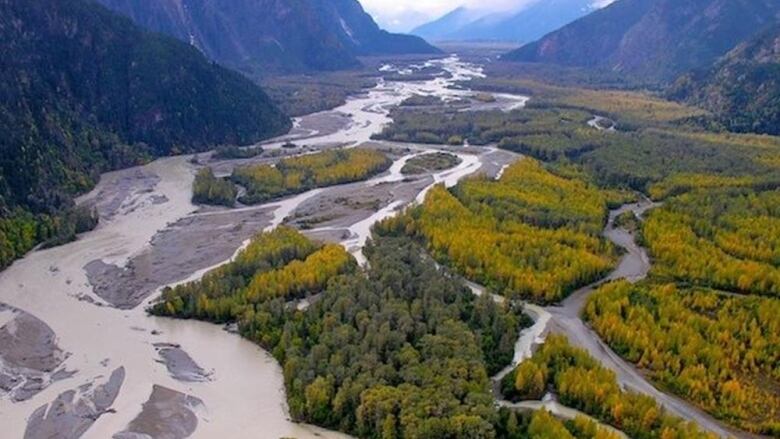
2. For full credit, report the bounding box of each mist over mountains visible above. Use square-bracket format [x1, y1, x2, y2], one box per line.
[412, 0, 605, 43]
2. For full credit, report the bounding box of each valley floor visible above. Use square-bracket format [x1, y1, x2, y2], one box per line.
[0, 56, 519, 439]
[1, 54, 773, 439]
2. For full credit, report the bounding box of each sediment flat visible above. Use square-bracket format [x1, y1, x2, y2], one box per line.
[0, 304, 73, 402]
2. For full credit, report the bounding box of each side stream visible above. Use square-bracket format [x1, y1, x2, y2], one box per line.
[465, 196, 742, 438]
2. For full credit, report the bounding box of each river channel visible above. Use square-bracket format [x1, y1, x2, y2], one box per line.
[0, 56, 525, 439]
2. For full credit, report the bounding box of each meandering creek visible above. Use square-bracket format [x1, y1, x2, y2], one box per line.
[483, 197, 747, 438]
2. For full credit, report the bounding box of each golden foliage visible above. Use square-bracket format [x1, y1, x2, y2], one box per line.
[528, 410, 575, 439]
[585, 281, 780, 435]
[233, 148, 391, 203]
[152, 227, 355, 322]
[643, 189, 780, 296]
[665, 130, 780, 151]
[473, 78, 705, 125]
[244, 244, 353, 302]
[558, 88, 706, 125]
[510, 335, 716, 439]
[381, 159, 616, 303]
[648, 174, 774, 200]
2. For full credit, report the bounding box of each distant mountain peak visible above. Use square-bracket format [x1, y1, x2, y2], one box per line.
[411, 0, 600, 43]
[411, 6, 484, 40]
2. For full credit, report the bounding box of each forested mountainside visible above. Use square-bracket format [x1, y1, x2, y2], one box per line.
[504, 0, 780, 81]
[95, 0, 440, 75]
[669, 24, 780, 136]
[413, 0, 597, 44]
[0, 0, 289, 268]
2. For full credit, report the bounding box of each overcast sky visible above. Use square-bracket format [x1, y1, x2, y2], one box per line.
[361, 0, 536, 31]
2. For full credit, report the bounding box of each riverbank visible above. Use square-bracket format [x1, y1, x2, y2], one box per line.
[1, 55, 527, 438]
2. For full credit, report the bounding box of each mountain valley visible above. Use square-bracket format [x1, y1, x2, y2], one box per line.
[1, 1, 779, 438]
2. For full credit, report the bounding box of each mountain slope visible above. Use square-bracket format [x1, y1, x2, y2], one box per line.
[95, 0, 440, 75]
[323, 0, 439, 55]
[457, 0, 597, 43]
[0, 0, 289, 267]
[503, 0, 780, 81]
[411, 7, 481, 41]
[669, 24, 780, 135]
[412, 0, 598, 43]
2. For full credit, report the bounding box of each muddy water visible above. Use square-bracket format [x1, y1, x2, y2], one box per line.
[261, 55, 502, 152]
[492, 304, 551, 384]
[0, 56, 528, 438]
[0, 157, 351, 439]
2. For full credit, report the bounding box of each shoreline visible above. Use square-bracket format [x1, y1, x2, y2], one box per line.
[1, 55, 527, 439]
